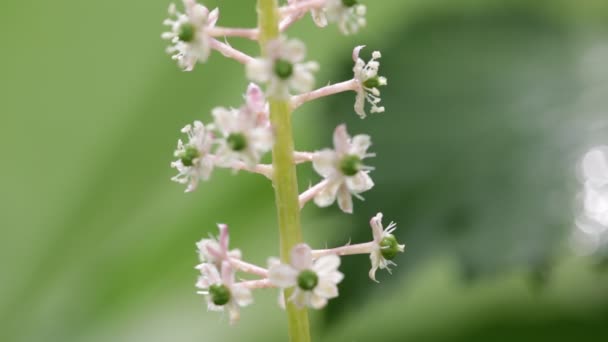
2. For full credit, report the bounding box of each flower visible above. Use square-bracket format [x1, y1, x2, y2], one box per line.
[170, 121, 215, 192]
[211, 101, 274, 168]
[312, 124, 374, 213]
[241, 83, 270, 127]
[162, 0, 219, 71]
[246, 36, 319, 99]
[311, 0, 367, 35]
[352, 46, 387, 119]
[196, 223, 242, 266]
[196, 261, 253, 325]
[269, 244, 343, 309]
[369, 213, 405, 281]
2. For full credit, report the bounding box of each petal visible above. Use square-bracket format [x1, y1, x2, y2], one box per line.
[582, 148, 608, 186]
[246, 58, 271, 83]
[291, 243, 313, 270]
[368, 250, 382, 282]
[283, 38, 306, 63]
[245, 83, 266, 113]
[314, 179, 341, 207]
[332, 124, 350, 154]
[354, 90, 367, 118]
[310, 9, 328, 27]
[290, 288, 309, 309]
[369, 212, 384, 242]
[200, 263, 221, 284]
[314, 279, 339, 299]
[313, 254, 341, 276]
[337, 184, 353, 214]
[221, 261, 235, 286]
[268, 264, 298, 288]
[350, 134, 372, 157]
[231, 285, 253, 307]
[309, 293, 328, 309]
[207, 7, 220, 27]
[217, 223, 229, 253]
[211, 107, 237, 134]
[352, 45, 365, 62]
[227, 303, 241, 325]
[312, 149, 338, 178]
[346, 171, 374, 193]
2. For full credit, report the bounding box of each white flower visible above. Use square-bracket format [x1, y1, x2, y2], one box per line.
[162, 0, 219, 71]
[196, 223, 242, 266]
[369, 213, 405, 282]
[211, 102, 274, 168]
[247, 36, 319, 99]
[352, 46, 387, 119]
[196, 261, 253, 325]
[311, 0, 367, 35]
[171, 121, 215, 192]
[269, 244, 343, 309]
[312, 124, 374, 213]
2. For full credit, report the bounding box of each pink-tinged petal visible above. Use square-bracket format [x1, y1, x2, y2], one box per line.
[195, 275, 210, 289]
[370, 212, 384, 242]
[212, 107, 237, 134]
[352, 45, 366, 62]
[232, 285, 253, 306]
[200, 263, 221, 284]
[218, 223, 229, 253]
[582, 148, 608, 186]
[314, 279, 339, 299]
[309, 293, 328, 309]
[221, 261, 235, 286]
[245, 83, 266, 113]
[313, 254, 341, 276]
[227, 303, 240, 325]
[312, 149, 338, 178]
[227, 249, 242, 260]
[346, 171, 374, 193]
[208, 7, 220, 27]
[350, 134, 372, 157]
[269, 264, 298, 288]
[291, 244, 313, 270]
[337, 184, 353, 214]
[333, 124, 350, 155]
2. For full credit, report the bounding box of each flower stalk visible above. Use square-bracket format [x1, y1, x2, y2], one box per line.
[257, 1, 311, 341]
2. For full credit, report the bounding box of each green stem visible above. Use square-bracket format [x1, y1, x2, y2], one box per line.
[257, 1, 311, 342]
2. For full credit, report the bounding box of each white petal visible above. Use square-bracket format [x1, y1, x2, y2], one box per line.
[246, 59, 271, 83]
[227, 303, 241, 325]
[313, 254, 340, 275]
[221, 261, 235, 286]
[200, 263, 221, 284]
[370, 212, 384, 242]
[290, 288, 308, 309]
[231, 286, 253, 307]
[368, 250, 382, 282]
[354, 89, 367, 118]
[314, 279, 339, 299]
[314, 180, 341, 207]
[308, 293, 328, 309]
[337, 184, 353, 214]
[346, 171, 374, 193]
[212, 107, 237, 134]
[332, 124, 350, 154]
[582, 148, 608, 186]
[311, 9, 328, 27]
[268, 264, 298, 288]
[312, 149, 338, 178]
[283, 39, 307, 62]
[350, 134, 372, 157]
[352, 45, 365, 62]
[291, 244, 313, 270]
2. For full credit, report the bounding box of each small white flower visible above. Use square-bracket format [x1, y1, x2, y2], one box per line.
[369, 213, 405, 282]
[352, 46, 387, 119]
[196, 223, 242, 266]
[247, 36, 319, 99]
[312, 124, 374, 213]
[196, 261, 253, 325]
[311, 0, 367, 35]
[269, 244, 343, 309]
[162, 0, 219, 71]
[171, 121, 215, 192]
[211, 106, 274, 168]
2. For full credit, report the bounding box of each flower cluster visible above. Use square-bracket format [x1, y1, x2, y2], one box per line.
[574, 147, 608, 253]
[161, 0, 404, 327]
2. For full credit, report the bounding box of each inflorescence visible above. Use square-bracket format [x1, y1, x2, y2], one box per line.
[162, 0, 403, 325]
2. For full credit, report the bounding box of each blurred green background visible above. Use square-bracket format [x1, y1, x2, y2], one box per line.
[2, 0, 608, 341]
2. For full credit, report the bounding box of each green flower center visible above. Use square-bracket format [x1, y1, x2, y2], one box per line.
[297, 270, 319, 291]
[380, 234, 401, 260]
[340, 155, 362, 176]
[180, 146, 200, 167]
[209, 284, 231, 306]
[363, 76, 382, 89]
[178, 23, 195, 42]
[342, 0, 358, 7]
[274, 59, 294, 80]
[227, 133, 248, 151]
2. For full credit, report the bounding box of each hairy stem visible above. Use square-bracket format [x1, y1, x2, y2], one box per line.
[257, 1, 311, 342]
